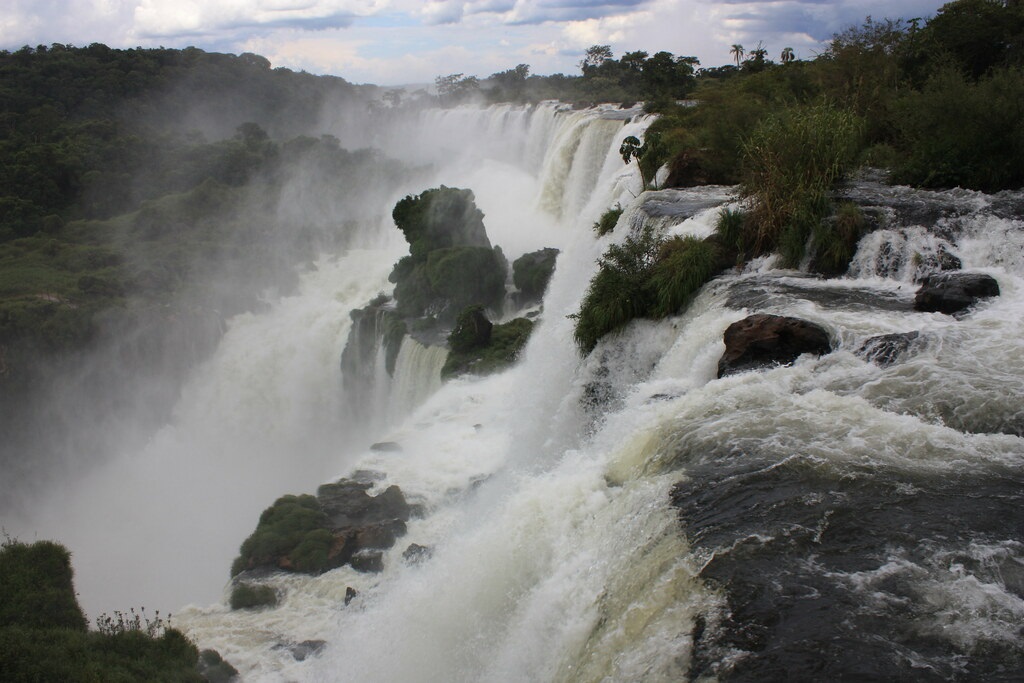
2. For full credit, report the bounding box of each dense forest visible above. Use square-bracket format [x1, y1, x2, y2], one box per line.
[0, 44, 410, 499]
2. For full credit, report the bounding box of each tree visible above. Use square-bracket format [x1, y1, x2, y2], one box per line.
[730, 44, 745, 67]
[435, 73, 479, 105]
[781, 47, 795, 64]
[619, 134, 662, 190]
[580, 45, 613, 74]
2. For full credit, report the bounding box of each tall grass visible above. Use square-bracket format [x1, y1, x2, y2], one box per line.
[741, 102, 863, 267]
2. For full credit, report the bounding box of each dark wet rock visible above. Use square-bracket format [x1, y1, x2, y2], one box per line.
[370, 441, 403, 452]
[197, 649, 239, 683]
[317, 480, 412, 528]
[717, 314, 832, 378]
[344, 586, 357, 605]
[671, 449, 1024, 682]
[725, 276, 913, 314]
[403, 543, 431, 564]
[350, 550, 384, 573]
[856, 331, 921, 367]
[914, 272, 1000, 314]
[353, 519, 407, 550]
[274, 640, 326, 662]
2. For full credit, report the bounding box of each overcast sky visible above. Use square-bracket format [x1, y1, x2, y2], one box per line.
[3, 0, 947, 85]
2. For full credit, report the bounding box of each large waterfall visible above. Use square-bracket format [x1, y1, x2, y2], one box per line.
[9, 102, 1023, 681]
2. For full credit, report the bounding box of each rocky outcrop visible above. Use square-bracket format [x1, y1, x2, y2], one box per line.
[512, 248, 559, 305]
[231, 480, 420, 577]
[913, 272, 1000, 314]
[857, 331, 921, 367]
[717, 314, 832, 378]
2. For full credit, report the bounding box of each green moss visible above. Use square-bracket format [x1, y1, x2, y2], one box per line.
[229, 583, 278, 610]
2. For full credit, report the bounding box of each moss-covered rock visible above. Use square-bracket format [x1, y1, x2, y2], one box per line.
[232, 480, 417, 578]
[442, 313, 534, 379]
[392, 186, 491, 257]
[512, 248, 559, 304]
[229, 583, 278, 610]
[448, 305, 493, 353]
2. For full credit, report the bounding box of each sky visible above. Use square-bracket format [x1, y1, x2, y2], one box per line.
[3, 0, 947, 85]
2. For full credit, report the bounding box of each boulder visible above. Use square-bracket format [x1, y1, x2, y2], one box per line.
[317, 481, 413, 528]
[913, 272, 999, 314]
[350, 550, 384, 573]
[197, 649, 239, 683]
[856, 331, 920, 367]
[403, 543, 431, 564]
[717, 314, 832, 378]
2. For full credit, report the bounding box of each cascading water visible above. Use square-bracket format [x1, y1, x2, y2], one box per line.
[8, 99, 1023, 681]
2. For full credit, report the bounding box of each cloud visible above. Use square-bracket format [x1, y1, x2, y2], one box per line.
[132, 0, 386, 38]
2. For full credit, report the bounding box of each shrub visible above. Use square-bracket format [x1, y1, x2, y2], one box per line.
[232, 494, 338, 576]
[229, 583, 278, 610]
[811, 202, 867, 276]
[714, 207, 748, 255]
[0, 538, 87, 631]
[592, 206, 623, 236]
[740, 102, 864, 266]
[649, 236, 721, 316]
[448, 305, 492, 353]
[892, 66, 1024, 191]
[571, 225, 660, 354]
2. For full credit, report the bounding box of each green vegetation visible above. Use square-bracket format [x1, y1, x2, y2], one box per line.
[442, 310, 535, 379]
[388, 187, 507, 322]
[569, 0, 1024, 353]
[512, 247, 559, 302]
[0, 538, 204, 682]
[740, 103, 863, 266]
[592, 207, 624, 237]
[231, 494, 337, 576]
[229, 583, 279, 610]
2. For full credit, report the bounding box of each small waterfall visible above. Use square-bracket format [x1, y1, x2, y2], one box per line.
[388, 337, 448, 421]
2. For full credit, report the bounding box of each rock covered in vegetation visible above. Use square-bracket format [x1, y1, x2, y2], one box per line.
[197, 649, 240, 683]
[717, 314, 832, 378]
[229, 583, 278, 610]
[447, 304, 493, 353]
[388, 187, 508, 323]
[913, 272, 1000, 314]
[856, 331, 921, 367]
[441, 306, 534, 379]
[512, 248, 559, 304]
[231, 480, 419, 577]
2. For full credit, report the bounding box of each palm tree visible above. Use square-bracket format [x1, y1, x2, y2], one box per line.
[781, 47, 795, 64]
[730, 44, 744, 68]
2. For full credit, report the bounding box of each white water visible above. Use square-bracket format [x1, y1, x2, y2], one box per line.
[9, 102, 1024, 680]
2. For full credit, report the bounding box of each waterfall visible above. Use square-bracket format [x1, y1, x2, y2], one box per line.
[10, 99, 1023, 682]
